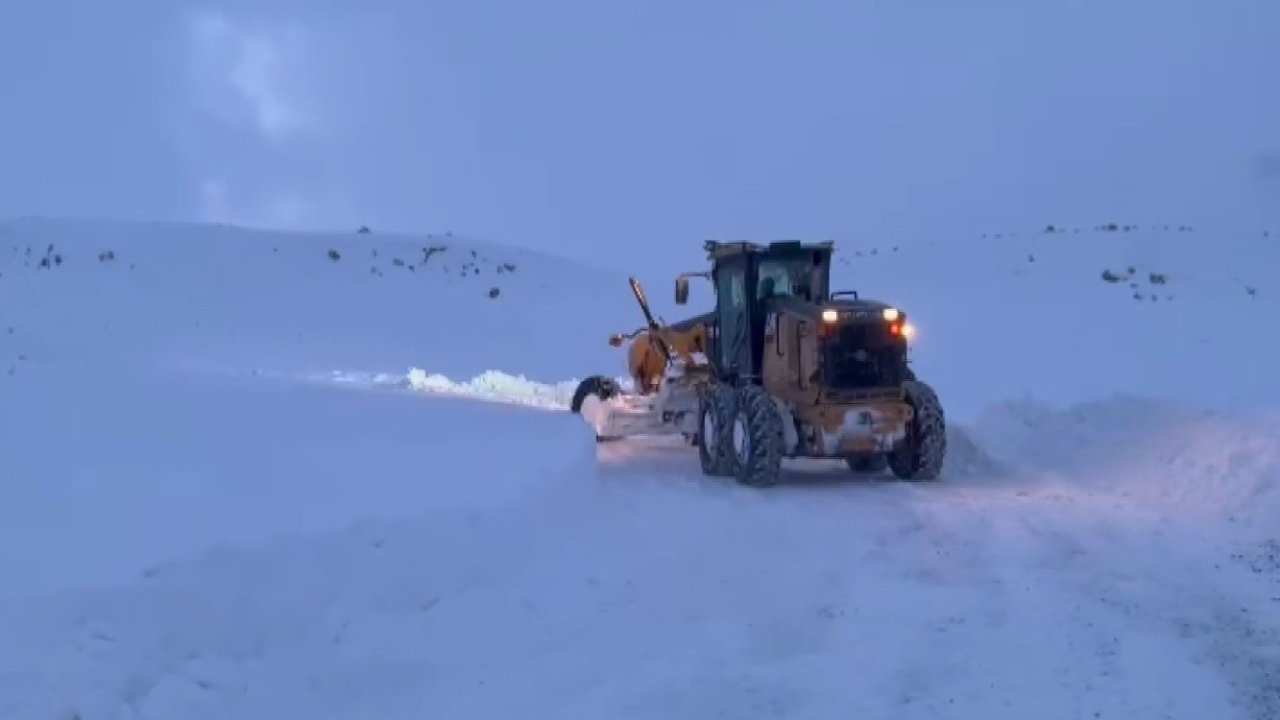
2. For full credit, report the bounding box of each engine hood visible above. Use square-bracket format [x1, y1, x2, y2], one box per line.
[823, 296, 895, 312]
[765, 294, 898, 320]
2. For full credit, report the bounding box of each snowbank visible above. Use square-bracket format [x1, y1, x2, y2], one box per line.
[0, 364, 597, 599]
[969, 394, 1280, 544]
[404, 368, 587, 410]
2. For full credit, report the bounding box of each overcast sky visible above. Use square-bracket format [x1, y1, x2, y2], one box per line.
[2, 1, 1277, 271]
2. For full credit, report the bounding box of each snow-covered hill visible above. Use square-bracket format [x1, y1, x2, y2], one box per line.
[0, 216, 635, 379]
[1, 218, 1278, 719]
[826, 222, 1280, 416]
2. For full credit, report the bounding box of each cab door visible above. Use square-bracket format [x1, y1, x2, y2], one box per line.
[713, 256, 750, 378]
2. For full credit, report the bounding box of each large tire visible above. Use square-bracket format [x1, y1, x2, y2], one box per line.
[570, 375, 622, 442]
[887, 380, 946, 481]
[698, 383, 737, 476]
[845, 453, 888, 474]
[731, 384, 785, 487]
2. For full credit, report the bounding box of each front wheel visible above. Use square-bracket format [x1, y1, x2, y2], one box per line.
[698, 383, 737, 476]
[887, 380, 946, 481]
[731, 384, 785, 487]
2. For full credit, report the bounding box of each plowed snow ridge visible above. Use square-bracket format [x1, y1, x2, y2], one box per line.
[319, 367, 625, 410]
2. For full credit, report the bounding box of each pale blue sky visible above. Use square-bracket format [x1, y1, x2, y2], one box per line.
[2, 1, 1277, 270]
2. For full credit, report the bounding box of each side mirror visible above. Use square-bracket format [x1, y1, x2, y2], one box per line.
[608, 334, 624, 347]
[675, 276, 689, 305]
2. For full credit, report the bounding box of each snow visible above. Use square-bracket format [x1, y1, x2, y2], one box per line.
[825, 224, 1280, 417]
[2, 217, 1279, 719]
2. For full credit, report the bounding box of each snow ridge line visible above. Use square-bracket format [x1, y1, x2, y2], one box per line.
[316, 368, 632, 412]
[404, 368, 586, 410]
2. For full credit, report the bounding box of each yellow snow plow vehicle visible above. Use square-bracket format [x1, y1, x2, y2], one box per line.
[571, 240, 945, 486]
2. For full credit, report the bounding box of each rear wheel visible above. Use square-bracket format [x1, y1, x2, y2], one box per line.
[887, 380, 946, 481]
[698, 383, 737, 476]
[732, 384, 785, 487]
[570, 375, 622, 442]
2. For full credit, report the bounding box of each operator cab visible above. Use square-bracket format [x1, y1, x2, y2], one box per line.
[674, 240, 840, 381]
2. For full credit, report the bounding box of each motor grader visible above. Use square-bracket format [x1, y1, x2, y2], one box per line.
[571, 240, 946, 485]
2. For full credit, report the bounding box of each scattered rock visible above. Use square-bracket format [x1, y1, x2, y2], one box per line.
[327, 249, 341, 262]
[421, 246, 447, 265]
[488, 287, 501, 299]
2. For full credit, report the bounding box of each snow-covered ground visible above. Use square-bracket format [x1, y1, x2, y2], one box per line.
[2, 217, 1278, 719]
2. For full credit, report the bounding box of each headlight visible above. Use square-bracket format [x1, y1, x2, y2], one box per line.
[821, 309, 839, 323]
[900, 323, 916, 339]
[882, 307, 900, 322]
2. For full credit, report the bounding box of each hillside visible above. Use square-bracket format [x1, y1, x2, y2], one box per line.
[1, 218, 1278, 719]
[5, 216, 1275, 416]
[0, 216, 636, 381]
[825, 222, 1280, 416]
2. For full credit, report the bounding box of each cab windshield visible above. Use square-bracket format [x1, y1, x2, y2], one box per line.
[756, 251, 826, 302]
